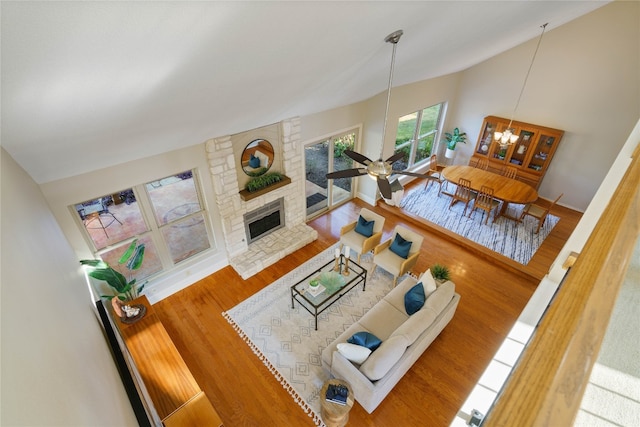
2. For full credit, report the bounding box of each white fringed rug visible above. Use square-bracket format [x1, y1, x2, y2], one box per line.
[399, 184, 560, 265]
[222, 245, 395, 426]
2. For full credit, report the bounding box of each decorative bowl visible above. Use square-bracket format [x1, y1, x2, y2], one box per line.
[319, 271, 346, 293]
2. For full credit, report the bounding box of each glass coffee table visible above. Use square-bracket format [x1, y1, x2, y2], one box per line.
[291, 254, 367, 330]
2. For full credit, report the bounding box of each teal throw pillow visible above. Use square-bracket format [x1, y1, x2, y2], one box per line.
[404, 282, 426, 315]
[249, 154, 260, 168]
[354, 215, 374, 237]
[347, 331, 382, 351]
[389, 233, 412, 259]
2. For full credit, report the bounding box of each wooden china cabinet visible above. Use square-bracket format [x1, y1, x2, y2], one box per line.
[470, 116, 564, 189]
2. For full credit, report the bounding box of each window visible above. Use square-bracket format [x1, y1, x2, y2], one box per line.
[73, 169, 211, 285]
[393, 103, 444, 170]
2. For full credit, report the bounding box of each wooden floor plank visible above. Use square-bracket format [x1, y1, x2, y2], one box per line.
[154, 182, 582, 426]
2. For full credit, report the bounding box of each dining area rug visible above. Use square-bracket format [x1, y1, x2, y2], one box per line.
[399, 183, 559, 265]
[222, 245, 395, 426]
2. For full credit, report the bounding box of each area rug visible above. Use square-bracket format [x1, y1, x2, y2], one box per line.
[306, 192, 327, 208]
[222, 245, 395, 425]
[399, 183, 560, 265]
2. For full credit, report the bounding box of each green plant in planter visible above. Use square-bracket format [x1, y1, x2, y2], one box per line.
[80, 239, 146, 301]
[430, 263, 451, 283]
[444, 127, 468, 150]
[245, 172, 284, 192]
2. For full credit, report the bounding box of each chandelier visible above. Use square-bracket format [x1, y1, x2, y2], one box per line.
[495, 23, 548, 148]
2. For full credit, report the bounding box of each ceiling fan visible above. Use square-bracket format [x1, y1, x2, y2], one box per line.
[326, 29, 435, 200]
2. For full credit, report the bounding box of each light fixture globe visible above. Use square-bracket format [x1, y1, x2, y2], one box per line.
[367, 159, 393, 180]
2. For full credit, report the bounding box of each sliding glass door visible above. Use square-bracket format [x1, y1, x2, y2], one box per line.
[305, 131, 356, 219]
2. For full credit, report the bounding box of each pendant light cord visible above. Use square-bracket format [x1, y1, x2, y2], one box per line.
[507, 23, 548, 128]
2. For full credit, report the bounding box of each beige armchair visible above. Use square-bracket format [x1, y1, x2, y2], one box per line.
[339, 208, 385, 263]
[371, 225, 424, 286]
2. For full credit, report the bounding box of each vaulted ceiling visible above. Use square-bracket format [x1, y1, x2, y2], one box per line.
[1, 1, 609, 183]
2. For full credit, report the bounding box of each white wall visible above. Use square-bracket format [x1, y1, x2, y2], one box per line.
[1, 148, 137, 426]
[450, 1, 639, 210]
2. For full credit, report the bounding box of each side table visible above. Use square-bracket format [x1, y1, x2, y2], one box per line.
[320, 378, 355, 427]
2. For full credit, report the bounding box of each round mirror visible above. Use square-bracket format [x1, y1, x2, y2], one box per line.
[241, 139, 274, 176]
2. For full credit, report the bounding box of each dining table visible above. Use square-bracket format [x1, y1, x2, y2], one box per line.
[441, 165, 538, 221]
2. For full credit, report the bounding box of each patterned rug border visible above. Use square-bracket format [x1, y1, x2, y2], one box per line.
[222, 311, 321, 425]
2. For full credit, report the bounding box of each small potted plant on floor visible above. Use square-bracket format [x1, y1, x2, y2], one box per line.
[430, 263, 451, 285]
[444, 127, 467, 159]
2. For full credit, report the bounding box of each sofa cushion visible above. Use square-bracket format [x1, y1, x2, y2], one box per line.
[354, 215, 375, 237]
[348, 331, 382, 351]
[390, 307, 438, 345]
[359, 334, 409, 381]
[389, 233, 412, 259]
[358, 300, 408, 340]
[424, 281, 455, 316]
[337, 342, 372, 364]
[418, 269, 438, 296]
[404, 283, 426, 315]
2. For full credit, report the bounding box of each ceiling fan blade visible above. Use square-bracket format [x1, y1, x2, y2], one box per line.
[385, 152, 404, 164]
[344, 149, 372, 166]
[377, 176, 393, 199]
[394, 170, 438, 180]
[326, 168, 367, 179]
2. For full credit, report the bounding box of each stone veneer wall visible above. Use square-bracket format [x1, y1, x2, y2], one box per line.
[205, 117, 317, 278]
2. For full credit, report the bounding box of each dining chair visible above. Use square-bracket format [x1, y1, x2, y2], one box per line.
[519, 193, 564, 233]
[424, 154, 444, 195]
[371, 225, 424, 286]
[502, 166, 518, 179]
[449, 178, 475, 216]
[469, 185, 501, 224]
[339, 207, 385, 263]
[474, 158, 489, 170]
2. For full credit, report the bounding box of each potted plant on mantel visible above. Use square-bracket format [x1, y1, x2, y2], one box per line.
[444, 127, 467, 159]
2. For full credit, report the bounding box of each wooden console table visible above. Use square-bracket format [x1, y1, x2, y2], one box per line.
[113, 295, 223, 426]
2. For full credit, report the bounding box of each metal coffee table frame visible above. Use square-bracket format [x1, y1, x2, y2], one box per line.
[291, 254, 367, 330]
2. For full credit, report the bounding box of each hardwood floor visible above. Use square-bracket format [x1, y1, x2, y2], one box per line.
[154, 182, 582, 426]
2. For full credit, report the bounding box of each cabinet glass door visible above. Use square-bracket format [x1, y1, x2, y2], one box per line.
[527, 134, 556, 171]
[476, 119, 497, 156]
[508, 130, 536, 166]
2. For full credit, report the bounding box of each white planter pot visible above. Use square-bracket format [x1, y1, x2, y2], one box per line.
[445, 148, 456, 159]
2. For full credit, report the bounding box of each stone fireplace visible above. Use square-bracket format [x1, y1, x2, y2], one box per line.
[205, 117, 317, 279]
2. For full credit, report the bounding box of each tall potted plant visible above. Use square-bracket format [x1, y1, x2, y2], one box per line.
[444, 127, 467, 159]
[80, 239, 146, 301]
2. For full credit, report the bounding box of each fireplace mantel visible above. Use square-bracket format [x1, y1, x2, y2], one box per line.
[239, 175, 292, 201]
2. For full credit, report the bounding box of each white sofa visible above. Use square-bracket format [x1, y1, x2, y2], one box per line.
[321, 272, 460, 413]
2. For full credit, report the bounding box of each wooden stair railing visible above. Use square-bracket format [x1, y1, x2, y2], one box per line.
[483, 144, 640, 426]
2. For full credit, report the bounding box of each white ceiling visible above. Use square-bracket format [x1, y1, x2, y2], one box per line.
[1, 1, 609, 183]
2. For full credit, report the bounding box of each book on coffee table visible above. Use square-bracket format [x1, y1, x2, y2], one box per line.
[307, 282, 325, 297]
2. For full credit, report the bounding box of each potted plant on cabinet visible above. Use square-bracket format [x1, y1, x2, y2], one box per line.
[444, 127, 467, 159]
